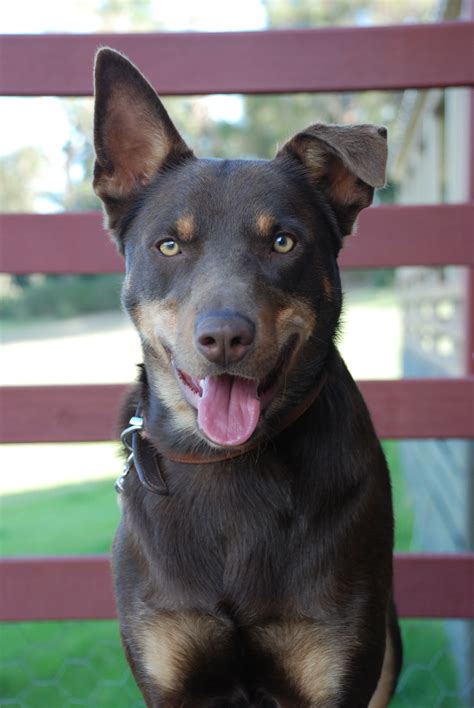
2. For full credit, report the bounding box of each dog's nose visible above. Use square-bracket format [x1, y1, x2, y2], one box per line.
[195, 312, 255, 366]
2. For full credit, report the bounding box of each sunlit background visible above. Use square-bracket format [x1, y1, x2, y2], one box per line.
[0, 1, 472, 706]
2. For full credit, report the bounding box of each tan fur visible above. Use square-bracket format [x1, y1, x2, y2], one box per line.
[297, 123, 387, 189]
[132, 294, 317, 439]
[138, 612, 231, 693]
[368, 629, 396, 708]
[175, 214, 195, 242]
[256, 213, 276, 236]
[94, 93, 171, 200]
[132, 300, 196, 435]
[301, 143, 328, 181]
[252, 618, 352, 706]
[133, 299, 178, 352]
[296, 138, 373, 211]
[275, 298, 316, 348]
[278, 123, 387, 235]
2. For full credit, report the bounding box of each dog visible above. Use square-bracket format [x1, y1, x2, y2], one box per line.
[93, 47, 402, 707]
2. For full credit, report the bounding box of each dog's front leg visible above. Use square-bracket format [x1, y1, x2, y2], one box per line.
[248, 616, 389, 708]
[123, 609, 250, 707]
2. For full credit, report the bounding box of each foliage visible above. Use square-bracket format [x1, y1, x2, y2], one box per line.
[1, 0, 444, 321]
[262, 0, 437, 28]
[0, 274, 123, 321]
[0, 147, 46, 212]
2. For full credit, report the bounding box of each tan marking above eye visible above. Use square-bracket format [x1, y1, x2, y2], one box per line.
[273, 233, 295, 254]
[256, 213, 276, 235]
[175, 214, 194, 241]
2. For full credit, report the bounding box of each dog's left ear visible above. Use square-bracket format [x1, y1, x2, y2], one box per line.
[93, 47, 193, 234]
[277, 123, 387, 238]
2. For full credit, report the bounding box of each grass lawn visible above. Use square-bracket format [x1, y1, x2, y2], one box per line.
[0, 443, 465, 706]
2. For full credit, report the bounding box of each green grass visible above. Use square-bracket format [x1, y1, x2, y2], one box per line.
[1, 620, 142, 707]
[384, 440, 415, 553]
[0, 478, 119, 557]
[0, 443, 465, 706]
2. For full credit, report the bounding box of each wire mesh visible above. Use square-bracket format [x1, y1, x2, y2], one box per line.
[1, 618, 472, 707]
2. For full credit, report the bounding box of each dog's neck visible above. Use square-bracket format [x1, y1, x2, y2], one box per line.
[120, 360, 330, 495]
[145, 369, 328, 463]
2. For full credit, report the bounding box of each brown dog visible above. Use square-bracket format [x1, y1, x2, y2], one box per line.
[93, 48, 402, 707]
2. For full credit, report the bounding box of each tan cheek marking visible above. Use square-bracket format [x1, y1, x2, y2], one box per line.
[256, 213, 276, 236]
[132, 301, 196, 435]
[175, 214, 194, 242]
[133, 300, 178, 352]
[252, 619, 350, 705]
[139, 613, 231, 693]
[276, 297, 316, 347]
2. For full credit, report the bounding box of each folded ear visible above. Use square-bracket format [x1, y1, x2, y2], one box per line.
[277, 123, 387, 238]
[93, 48, 193, 233]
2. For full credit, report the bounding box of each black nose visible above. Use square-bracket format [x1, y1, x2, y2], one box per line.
[195, 312, 255, 366]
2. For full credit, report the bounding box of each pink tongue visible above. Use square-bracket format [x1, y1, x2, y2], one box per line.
[197, 375, 261, 446]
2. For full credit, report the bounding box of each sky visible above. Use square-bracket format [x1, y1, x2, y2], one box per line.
[0, 0, 441, 211]
[0, 0, 267, 34]
[0, 0, 267, 210]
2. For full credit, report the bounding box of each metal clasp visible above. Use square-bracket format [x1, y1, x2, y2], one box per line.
[115, 415, 144, 493]
[120, 415, 143, 451]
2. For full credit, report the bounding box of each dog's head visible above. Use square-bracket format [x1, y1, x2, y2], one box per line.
[93, 48, 387, 449]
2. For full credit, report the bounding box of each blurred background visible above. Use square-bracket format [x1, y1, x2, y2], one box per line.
[0, 0, 472, 706]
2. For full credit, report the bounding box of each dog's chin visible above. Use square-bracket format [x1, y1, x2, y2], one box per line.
[167, 336, 298, 449]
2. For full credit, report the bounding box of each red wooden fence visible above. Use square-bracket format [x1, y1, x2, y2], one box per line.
[1, 204, 473, 274]
[1, 379, 473, 444]
[1, 24, 473, 96]
[1, 554, 472, 622]
[1, 23, 473, 622]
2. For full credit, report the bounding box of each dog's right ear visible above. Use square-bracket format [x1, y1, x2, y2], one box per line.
[93, 48, 193, 236]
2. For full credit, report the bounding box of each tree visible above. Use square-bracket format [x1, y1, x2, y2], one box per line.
[0, 147, 45, 212]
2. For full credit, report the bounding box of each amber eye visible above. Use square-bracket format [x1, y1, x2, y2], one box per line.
[272, 233, 295, 254]
[157, 239, 181, 257]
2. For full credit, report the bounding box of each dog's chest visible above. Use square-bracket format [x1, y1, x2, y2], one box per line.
[142, 462, 299, 607]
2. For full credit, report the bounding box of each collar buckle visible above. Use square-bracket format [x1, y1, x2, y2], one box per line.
[120, 416, 143, 451]
[115, 415, 144, 494]
[116, 412, 169, 496]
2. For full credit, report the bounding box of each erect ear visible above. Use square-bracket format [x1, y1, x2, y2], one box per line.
[277, 123, 387, 238]
[93, 47, 193, 234]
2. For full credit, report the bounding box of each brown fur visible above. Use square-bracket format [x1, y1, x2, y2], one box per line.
[93, 47, 402, 707]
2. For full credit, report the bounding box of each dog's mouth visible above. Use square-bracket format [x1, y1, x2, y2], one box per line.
[169, 337, 297, 447]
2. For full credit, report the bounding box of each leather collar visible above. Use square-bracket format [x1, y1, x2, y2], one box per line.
[116, 370, 327, 496]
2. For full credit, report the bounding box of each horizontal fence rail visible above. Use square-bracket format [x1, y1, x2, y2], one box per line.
[1, 379, 473, 443]
[1, 554, 473, 622]
[1, 23, 473, 635]
[1, 23, 474, 97]
[1, 204, 473, 274]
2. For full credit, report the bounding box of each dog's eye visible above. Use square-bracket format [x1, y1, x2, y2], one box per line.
[272, 233, 295, 254]
[157, 239, 181, 257]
